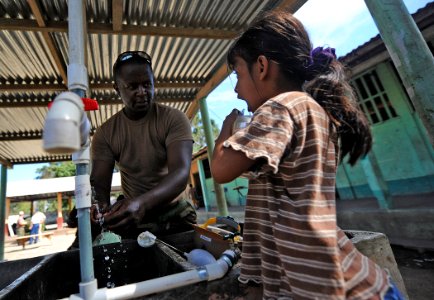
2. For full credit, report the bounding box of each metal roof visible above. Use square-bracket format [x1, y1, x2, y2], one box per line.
[0, 0, 307, 166]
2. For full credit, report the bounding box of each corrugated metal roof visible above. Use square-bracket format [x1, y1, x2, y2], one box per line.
[0, 0, 307, 166]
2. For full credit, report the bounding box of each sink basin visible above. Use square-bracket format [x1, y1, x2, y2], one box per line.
[0, 239, 192, 300]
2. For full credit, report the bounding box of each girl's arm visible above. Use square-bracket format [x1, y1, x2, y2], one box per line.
[211, 109, 256, 183]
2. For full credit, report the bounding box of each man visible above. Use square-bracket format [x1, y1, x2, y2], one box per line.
[29, 210, 46, 244]
[89, 51, 196, 240]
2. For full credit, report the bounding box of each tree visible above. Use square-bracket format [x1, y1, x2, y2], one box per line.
[191, 113, 220, 153]
[35, 161, 76, 179]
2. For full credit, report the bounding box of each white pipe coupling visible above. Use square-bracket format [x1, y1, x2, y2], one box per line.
[75, 174, 92, 209]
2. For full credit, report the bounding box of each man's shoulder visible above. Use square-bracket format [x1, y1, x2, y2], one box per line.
[155, 103, 184, 115]
[154, 103, 190, 123]
[98, 110, 124, 131]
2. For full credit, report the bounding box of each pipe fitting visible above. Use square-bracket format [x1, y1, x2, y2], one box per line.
[43, 91, 85, 154]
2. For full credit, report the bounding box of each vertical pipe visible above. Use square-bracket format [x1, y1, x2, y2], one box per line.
[197, 160, 209, 212]
[0, 165, 7, 260]
[198, 98, 229, 216]
[364, 0, 434, 146]
[68, 1, 96, 295]
[75, 163, 94, 283]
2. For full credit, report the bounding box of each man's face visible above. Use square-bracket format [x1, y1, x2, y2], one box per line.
[114, 62, 155, 119]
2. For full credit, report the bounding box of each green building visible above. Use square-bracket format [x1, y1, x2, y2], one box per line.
[337, 3, 434, 202]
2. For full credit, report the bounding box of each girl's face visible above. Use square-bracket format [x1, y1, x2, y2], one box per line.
[232, 56, 263, 112]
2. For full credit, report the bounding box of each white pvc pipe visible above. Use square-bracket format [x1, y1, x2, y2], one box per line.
[68, 0, 88, 91]
[67, 1, 94, 297]
[66, 250, 237, 300]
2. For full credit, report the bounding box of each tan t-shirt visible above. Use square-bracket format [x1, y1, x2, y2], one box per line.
[91, 103, 193, 199]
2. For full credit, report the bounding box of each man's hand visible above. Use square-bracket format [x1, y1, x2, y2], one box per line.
[90, 202, 108, 226]
[102, 197, 146, 231]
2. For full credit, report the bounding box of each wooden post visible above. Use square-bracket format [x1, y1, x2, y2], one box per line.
[365, 0, 434, 146]
[68, 195, 73, 211]
[57, 192, 63, 230]
[0, 165, 7, 260]
[5, 198, 10, 222]
[198, 97, 229, 216]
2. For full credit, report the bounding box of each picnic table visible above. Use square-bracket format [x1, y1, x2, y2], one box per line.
[14, 231, 54, 249]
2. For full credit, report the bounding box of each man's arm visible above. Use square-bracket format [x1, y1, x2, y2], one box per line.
[102, 139, 193, 230]
[142, 139, 193, 209]
[90, 159, 115, 209]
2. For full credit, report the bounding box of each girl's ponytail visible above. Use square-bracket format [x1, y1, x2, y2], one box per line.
[303, 48, 372, 165]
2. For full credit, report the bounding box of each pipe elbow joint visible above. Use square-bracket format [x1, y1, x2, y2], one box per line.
[43, 91, 89, 154]
[205, 250, 239, 281]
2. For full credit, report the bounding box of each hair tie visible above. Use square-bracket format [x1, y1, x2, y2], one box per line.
[305, 46, 336, 78]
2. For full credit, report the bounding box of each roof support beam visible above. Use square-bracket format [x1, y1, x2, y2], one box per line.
[0, 18, 238, 40]
[0, 97, 193, 108]
[10, 155, 72, 165]
[0, 156, 12, 168]
[0, 131, 43, 141]
[112, 0, 123, 32]
[185, 0, 308, 120]
[0, 81, 203, 93]
[276, 0, 307, 11]
[27, 0, 68, 86]
[186, 64, 230, 119]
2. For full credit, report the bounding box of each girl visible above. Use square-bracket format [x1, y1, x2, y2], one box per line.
[211, 10, 404, 300]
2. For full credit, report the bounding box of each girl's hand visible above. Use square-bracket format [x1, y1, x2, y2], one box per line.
[221, 109, 242, 137]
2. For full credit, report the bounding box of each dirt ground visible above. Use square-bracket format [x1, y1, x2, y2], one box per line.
[392, 245, 434, 300]
[3, 229, 434, 300]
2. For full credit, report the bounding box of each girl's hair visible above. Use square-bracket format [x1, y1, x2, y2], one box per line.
[227, 10, 372, 165]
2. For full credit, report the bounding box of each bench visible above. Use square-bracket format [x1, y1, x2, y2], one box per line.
[14, 231, 54, 249]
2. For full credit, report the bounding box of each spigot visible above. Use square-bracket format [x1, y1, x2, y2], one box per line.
[43, 91, 90, 154]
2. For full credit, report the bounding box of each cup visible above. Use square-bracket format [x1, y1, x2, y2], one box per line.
[232, 115, 252, 134]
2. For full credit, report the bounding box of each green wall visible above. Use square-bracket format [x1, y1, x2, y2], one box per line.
[337, 61, 434, 200]
[203, 177, 248, 208]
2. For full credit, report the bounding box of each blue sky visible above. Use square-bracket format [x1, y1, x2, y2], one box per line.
[7, 0, 433, 182]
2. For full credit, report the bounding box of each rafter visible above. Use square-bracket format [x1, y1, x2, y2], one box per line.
[0, 156, 12, 168]
[0, 81, 203, 93]
[186, 64, 230, 119]
[27, 0, 68, 85]
[0, 131, 43, 141]
[0, 96, 193, 108]
[112, 0, 123, 32]
[185, 0, 308, 120]
[0, 18, 238, 40]
[10, 155, 72, 165]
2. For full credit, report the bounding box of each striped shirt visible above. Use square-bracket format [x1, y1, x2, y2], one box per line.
[224, 92, 390, 299]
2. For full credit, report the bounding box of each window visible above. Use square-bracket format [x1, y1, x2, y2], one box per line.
[353, 69, 398, 124]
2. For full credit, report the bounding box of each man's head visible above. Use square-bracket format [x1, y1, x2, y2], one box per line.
[113, 51, 155, 119]
[19, 211, 24, 216]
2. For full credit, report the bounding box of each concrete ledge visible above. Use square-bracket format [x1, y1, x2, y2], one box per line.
[348, 230, 408, 299]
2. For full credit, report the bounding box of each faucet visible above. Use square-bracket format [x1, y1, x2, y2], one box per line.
[43, 91, 98, 299]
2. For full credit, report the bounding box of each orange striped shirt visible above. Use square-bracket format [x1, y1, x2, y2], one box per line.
[224, 92, 390, 299]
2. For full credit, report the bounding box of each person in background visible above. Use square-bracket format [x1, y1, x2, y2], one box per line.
[16, 211, 27, 237]
[188, 183, 200, 209]
[87, 50, 196, 242]
[211, 10, 404, 300]
[29, 210, 46, 244]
